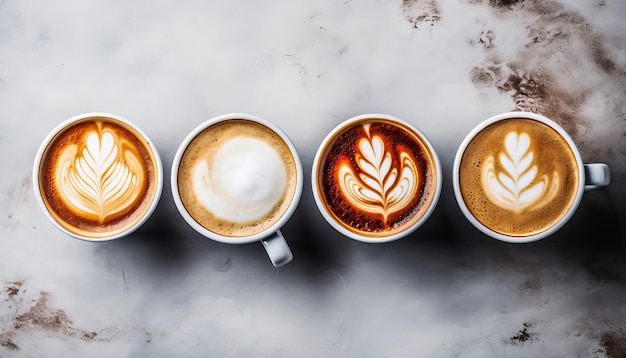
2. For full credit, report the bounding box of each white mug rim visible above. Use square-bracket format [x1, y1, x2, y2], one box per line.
[170, 113, 304, 244]
[452, 111, 586, 243]
[32, 112, 164, 242]
[311, 113, 442, 243]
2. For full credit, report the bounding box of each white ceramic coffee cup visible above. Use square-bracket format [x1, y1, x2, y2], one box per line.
[312, 113, 442, 243]
[171, 113, 303, 267]
[453, 111, 610, 243]
[33, 112, 164, 241]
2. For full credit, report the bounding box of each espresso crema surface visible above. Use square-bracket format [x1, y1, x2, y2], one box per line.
[39, 118, 158, 238]
[177, 120, 297, 237]
[459, 118, 580, 237]
[318, 119, 436, 238]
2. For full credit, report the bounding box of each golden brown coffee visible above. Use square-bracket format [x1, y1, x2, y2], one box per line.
[177, 120, 298, 237]
[315, 118, 438, 238]
[38, 116, 159, 239]
[458, 118, 580, 237]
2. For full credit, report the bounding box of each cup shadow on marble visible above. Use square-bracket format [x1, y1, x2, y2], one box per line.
[557, 188, 625, 281]
[295, 152, 623, 297]
[111, 196, 192, 271]
[102, 186, 342, 283]
[93, 172, 623, 288]
[283, 199, 344, 270]
[375, 185, 625, 287]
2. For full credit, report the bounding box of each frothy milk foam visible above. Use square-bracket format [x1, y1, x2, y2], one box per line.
[177, 119, 297, 238]
[192, 137, 287, 223]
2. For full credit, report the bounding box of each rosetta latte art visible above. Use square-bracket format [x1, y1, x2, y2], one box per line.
[338, 125, 419, 223]
[482, 131, 559, 213]
[55, 129, 144, 223]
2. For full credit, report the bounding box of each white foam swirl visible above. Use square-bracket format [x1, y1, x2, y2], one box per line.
[56, 130, 144, 223]
[481, 131, 558, 213]
[338, 130, 419, 223]
[192, 137, 287, 223]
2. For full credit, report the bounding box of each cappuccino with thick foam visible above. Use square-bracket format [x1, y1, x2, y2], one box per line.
[458, 118, 579, 237]
[315, 118, 438, 238]
[37, 116, 159, 239]
[177, 119, 297, 237]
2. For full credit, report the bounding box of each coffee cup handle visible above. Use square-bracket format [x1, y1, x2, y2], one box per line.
[261, 230, 293, 267]
[584, 163, 610, 190]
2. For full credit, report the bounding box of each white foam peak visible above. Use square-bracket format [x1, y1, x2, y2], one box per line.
[192, 137, 287, 223]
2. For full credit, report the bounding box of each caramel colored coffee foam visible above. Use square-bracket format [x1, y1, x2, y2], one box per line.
[38, 117, 158, 238]
[177, 120, 298, 238]
[458, 118, 580, 237]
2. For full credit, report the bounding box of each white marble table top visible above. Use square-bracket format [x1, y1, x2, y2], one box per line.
[1, 0, 625, 357]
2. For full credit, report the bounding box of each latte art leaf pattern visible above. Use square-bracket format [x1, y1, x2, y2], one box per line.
[56, 130, 144, 223]
[338, 132, 419, 223]
[481, 131, 559, 213]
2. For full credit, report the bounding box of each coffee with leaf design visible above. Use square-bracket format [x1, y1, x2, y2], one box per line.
[315, 117, 438, 239]
[37, 116, 159, 239]
[458, 118, 579, 237]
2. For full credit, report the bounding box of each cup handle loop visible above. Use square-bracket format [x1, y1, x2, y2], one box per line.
[584, 163, 610, 191]
[261, 230, 293, 267]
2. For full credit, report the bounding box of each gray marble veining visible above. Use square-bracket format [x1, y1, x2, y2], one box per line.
[1, 0, 625, 357]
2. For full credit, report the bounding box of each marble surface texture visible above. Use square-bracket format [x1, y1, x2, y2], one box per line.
[1, 0, 626, 357]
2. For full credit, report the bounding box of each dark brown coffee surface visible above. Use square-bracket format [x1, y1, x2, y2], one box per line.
[458, 118, 579, 237]
[39, 117, 157, 238]
[318, 119, 436, 237]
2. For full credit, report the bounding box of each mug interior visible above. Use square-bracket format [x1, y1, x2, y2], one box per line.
[452, 111, 585, 243]
[311, 113, 442, 243]
[170, 113, 303, 244]
[33, 113, 163, 241]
